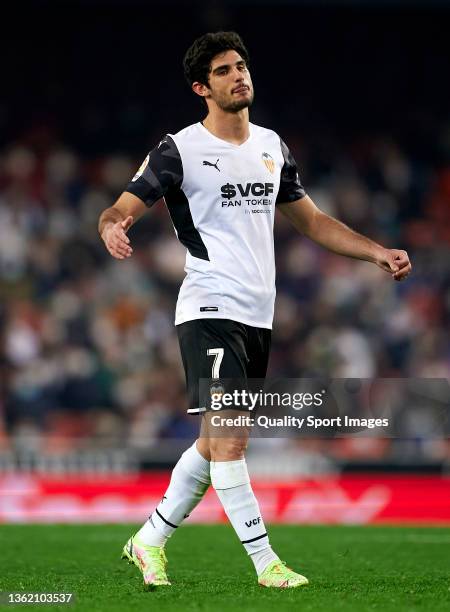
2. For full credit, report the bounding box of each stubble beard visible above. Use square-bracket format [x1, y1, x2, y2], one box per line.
[217, 89, 254, 113]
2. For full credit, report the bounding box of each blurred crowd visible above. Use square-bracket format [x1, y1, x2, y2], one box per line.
[0, 127, 448, 468]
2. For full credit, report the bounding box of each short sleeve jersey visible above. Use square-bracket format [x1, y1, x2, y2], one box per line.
[125, 122, 306, 329]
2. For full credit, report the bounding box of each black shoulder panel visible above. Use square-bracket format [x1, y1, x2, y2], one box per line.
[125, 136, 183, 207]
[276, 138, 306, 205]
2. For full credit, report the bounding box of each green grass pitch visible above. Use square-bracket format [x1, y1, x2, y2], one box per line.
[1, 524, 449, 611]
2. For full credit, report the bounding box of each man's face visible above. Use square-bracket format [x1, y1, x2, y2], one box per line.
[205, 49, 254, 112]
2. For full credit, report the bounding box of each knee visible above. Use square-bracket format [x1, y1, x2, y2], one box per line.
[195, 438, 211, 462]
[209, 437, 248, 461]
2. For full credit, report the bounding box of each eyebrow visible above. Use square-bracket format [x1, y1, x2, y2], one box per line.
[211, 60, 246, 74]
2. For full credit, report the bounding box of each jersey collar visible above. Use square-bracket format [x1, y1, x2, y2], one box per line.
[198, 122, 253, 148]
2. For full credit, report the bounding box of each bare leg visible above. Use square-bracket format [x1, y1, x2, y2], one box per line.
[203, 410, 279, 576]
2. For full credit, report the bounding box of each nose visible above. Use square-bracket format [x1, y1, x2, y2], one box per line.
[232, 66, 244, 81]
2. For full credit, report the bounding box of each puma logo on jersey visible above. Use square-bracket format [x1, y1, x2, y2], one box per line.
[245, 517, 261, 527]
[203, 159, 220, 172]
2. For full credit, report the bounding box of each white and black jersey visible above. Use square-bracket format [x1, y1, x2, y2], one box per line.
[125, 122, 306, 329]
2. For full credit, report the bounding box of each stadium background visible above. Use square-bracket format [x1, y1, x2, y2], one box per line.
[0, 0, 449, 524]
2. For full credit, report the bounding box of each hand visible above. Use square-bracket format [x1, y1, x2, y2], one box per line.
[375, 248, 412, 281]
[102, 216, 134, 260]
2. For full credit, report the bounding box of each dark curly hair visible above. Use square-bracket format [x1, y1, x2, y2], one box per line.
[183, 31, 250, 87]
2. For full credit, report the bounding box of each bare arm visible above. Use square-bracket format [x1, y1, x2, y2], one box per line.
[98, 192, 147, 260]
[99, 136, 183, 260]
[278, 194, 412, 281]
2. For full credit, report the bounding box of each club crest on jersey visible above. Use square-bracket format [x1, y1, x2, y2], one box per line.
[132, 154, 149, 182]
[261, 152, 275, 174]
[210, 382, 225, 404]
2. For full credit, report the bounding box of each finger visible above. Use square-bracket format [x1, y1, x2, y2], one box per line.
[108, 242, 130, 258]
[121, 215, 133, 228]
[112, 245, 132, 258]
[112, 228, 130, 244]
[112, 244, 132, 255]
[121, 216, 133, 232]
[381, 252, 399, 273]
[393, 252, 409, 266]
[108, 247, 124, 260]
[398, 259, 411, 270]
[393, 264, 411, 280]
[110, 238, 133, 254]
[111, 240, 131, 254]
[388, 259, 399, 272]
[380, 263, 395, 273]
[112, 222, 130, 243]
[383, 262, 399, 274]
[119, 231, 130, 244]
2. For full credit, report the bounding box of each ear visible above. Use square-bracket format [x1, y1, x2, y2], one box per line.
[192, 81, 210, 99]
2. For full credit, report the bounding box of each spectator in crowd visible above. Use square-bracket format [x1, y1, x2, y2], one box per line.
[0, 129, 448, 465]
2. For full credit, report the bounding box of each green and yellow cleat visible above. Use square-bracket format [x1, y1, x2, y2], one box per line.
[258, 560, 309, 588]
[121, 534, 171, 590]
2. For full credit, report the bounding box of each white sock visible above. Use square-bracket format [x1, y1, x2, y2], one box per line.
[249, 547, 280, 576]
[136, 441, 210, 547]
[210, 459, 279, 575]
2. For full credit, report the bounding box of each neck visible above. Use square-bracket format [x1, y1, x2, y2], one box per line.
[202, 107, 250, 145]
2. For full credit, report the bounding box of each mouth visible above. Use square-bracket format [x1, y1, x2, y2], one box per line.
[232, 85, 249, 94]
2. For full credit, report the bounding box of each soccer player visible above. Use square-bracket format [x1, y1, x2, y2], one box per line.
[98, 32, 411, 589]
